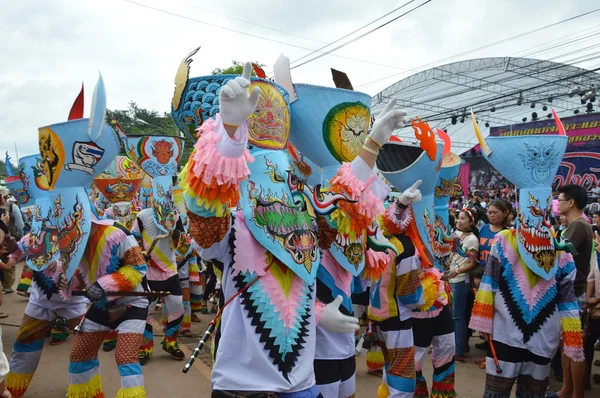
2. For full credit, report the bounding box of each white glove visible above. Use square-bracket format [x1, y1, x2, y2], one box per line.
[219, 62, 261, 128]
[368, 97, 408, 147]
[319, 296, 360, 334]
[398, 180, 422, 206]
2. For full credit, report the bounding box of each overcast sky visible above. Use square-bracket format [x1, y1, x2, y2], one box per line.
[1, 0, 599, 159]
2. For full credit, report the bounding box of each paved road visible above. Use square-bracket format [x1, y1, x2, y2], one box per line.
[1, 265, 598, 397]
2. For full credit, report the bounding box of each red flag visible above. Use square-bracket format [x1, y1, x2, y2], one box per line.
[552, 109, 566, 136]
[68, 83, 84, 120]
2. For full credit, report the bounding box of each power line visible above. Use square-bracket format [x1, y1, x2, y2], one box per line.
[290, 0, 433, 70]
[181, 2, 328, 45]
[123, 0, 412, 71]
[356, 7, 600, 89]
[288, 0, 418, 67]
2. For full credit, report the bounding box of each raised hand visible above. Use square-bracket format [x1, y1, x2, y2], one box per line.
[368, 97, 408, 147]
[219, 62, 261, 135]
[398, 179, 423, 206]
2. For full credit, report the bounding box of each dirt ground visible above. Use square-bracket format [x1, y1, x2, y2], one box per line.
[1, 264, 599, 397]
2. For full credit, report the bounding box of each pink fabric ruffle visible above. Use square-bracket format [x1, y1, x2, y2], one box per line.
[469, 315, 493, 335]
[191, 116, 254, 186]
[331, 163, 383, 220]
[563, 345, 585, 362]
[385, 202, 412, 234]
[497, 233, 554, 310]
[365, 248, 393, 281]
[232, 212, 268, 276]
[558, 251, 574, 268]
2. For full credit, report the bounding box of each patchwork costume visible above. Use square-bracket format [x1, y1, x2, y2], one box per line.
[120, 130, 187, 363]
[5, 154, 88, 397]
[285, 82, 394, 398]
[172, 51, 383, 396]
[375, 130, 455, 398]
[4, 153, 34, 294]
[9, 79, 149, 398]
[93, 155, 145, 352]
[469, 115, 584, 398]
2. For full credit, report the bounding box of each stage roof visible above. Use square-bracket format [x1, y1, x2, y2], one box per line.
[370, 57, 600, 154]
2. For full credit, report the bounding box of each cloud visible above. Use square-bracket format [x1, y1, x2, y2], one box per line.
[1, 0, 598, 159]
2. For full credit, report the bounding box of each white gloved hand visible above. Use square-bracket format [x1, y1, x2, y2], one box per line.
[398, 180, 423, 206]
[319, 296, 360, 334]
[368, 97, 408, 147]
[219, 62, 261, 128]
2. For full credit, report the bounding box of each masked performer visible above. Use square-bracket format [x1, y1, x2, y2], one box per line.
[119, 126, 187, 364]
[172, 47, 403, 395]
[93, 155, 144, 352]
[375, 124, 456, 398]
[281, 72, 407, 397]
[4, 153, 88, 397]
[469, 114, 584, 398]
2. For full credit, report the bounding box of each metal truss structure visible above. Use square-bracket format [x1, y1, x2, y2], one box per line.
[370, 57, 600, 154]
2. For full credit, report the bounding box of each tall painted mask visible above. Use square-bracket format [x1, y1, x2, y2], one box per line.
[14, 154, 53, 271]
[5, 153, 32, 207]
[377, 119, 444, 270]
[138, 173, 153, 210]
[287, 82, 372, 276]
[35, 76, 120, 281]
[120, 134, 184, 233]
[433, 132, 462, 268]
[94, 155, 143, 227]
[473, 113, 567, 280]
[171, 52, 346, 284]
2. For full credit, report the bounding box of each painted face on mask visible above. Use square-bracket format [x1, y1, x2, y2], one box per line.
[479, 134, 567, 280]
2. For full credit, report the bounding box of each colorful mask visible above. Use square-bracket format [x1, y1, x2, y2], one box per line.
[287, 84, 373, 276]
[377, 140, 444, 271]
[35, 75, 120, 281]
[138, 173, 153, 209]
[289, 84, 371, 169]
[94, 156, 143, 228]
[171, 74, 291, 149]
[433, 152, 462, 268]
[5, 153, 32, 206]
[121, 135, 184, 233]
[15, 154, 53, 270]
[475, 132, 567, 279]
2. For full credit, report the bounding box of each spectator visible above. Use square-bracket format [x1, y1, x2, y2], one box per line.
[592, 211, 600, 234]
[590, 181, 600, 202]
[554, 184, 594, 398]
[447, 208, 479, 362]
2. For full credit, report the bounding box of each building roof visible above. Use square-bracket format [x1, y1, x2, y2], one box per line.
[370, 57, 600, 154]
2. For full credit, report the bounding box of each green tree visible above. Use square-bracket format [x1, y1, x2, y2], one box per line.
[211, 60, 265, 75]
[0, 159, 6, 179]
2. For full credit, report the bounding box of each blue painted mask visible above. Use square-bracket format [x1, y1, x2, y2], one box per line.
[289, 84, 371, 170]
[121, 136, 184, 233]
[482, 135, 567, 279]
[377, 141, 444, 270]
[37, 119, 119, 281]
[5, 153, 32, 206]
[433, 153, 462, 267]
[288, 84, 373, 276]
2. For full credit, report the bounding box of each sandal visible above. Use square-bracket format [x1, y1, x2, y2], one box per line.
[594, 359, 600, 367]
[0, 313, 8, 319]
[479, 362, 486, 370]
[475, 356, 486, 364]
